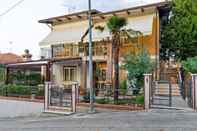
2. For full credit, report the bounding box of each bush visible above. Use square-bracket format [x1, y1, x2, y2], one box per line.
[133, 95, 144, 104]
[182, 56, 197, 73]
[123, 50, 154, 95]
[0, 65, 5, 82]
[36, 88, 44, 96]
[120, 80, 127, 95]
[7, 85, 31, 96]
[9, 71, 42, 86]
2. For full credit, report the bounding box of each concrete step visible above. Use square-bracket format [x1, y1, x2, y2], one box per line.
[154, 91, 181, 96]
[153, 84, 181, 96]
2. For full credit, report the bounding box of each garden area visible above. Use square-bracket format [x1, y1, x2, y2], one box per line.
[0, 68, 44, 100]
[79, 50, 154, 110]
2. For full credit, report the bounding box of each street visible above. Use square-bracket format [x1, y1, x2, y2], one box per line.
[0, 109, 197, 131]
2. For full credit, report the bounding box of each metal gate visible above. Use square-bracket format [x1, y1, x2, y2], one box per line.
[150, 80, 172, 107]
[44, 82, 78, 113]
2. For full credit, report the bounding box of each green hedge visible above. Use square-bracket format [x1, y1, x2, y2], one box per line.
[182, 56, 197, 73]
[0, 84, 44, 96]
[0, 65, 5, 82]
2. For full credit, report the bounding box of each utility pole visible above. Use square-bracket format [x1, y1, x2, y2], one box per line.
[88, 0, 94, 113]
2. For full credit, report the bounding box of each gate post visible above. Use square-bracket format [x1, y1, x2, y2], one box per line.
[191, 74, 197, 110]
[72, 84, 78, 112]
[44, 82, 51, 111]
[144, 74, 152, 110]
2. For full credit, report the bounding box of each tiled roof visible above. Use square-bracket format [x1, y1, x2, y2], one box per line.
[0, 53, 23, 64]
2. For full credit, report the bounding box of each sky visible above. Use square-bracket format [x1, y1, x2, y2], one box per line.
[0, 0, 163, 59]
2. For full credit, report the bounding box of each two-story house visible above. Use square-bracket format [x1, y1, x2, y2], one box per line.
[38, 1, 171, 95]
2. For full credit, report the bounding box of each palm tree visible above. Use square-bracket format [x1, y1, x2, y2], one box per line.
[81, 16, 142, 100]
[107, 16, 127, 100]
[106, 16, 143, 100]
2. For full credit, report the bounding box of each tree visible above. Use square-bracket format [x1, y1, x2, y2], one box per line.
[105, 16, 142, 100]
[82, 16, 142, 100]
[160, 0, 197, 60]
[107, 16, 127, 100]
[123, 50, 154, 95]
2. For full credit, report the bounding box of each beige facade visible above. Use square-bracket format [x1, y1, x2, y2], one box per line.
[39, 2, 170, 93]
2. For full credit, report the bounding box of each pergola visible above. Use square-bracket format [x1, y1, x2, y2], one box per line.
[5, 60, 51, 84]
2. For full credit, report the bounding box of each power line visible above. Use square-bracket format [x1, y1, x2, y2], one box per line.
[0, 0, 26, 17]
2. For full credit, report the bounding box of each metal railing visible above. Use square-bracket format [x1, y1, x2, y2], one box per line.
[80, 87, 144, 105]
[45, 82, 78, 112]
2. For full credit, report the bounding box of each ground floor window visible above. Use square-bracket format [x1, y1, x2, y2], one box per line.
[63, 66, 77, 81]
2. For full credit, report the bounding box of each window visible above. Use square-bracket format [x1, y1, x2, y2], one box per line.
[52, 44, 64, 58]
[40, 48, 51, 59]
[63, 67, 77, 81]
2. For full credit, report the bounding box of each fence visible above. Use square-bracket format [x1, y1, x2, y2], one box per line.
[78, 82, 144, 110]
[182, 72, 197, 109]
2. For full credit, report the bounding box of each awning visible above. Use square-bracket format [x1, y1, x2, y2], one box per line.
[6, 60, 50, 68]
[39, 21, 88, 46]
[126, 14, 154, 35]
[39, 14, 154, 46]
[84, 14, 154, 41]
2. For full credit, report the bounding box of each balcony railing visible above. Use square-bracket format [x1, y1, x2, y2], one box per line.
[85, 43, 108, 57]
[52, 43, 108, 58]
[52, 44, 79, 58]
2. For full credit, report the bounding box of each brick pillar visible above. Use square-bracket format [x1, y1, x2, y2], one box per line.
[144, 74, 152, 110]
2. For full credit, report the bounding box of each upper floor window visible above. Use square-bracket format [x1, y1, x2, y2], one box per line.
[40, 47, 51, 59]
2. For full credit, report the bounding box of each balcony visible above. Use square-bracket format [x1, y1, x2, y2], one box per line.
[52, 43, 108, 59]
[52, 44, 80, 58]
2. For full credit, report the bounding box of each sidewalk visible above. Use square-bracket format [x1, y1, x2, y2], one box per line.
[0, 99, 44, 118]
[0, 109, 196, 131]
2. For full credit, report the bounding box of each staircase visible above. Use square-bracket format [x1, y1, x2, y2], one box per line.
[154, 83, 181, 97]
[151, 64, 190, 109]
[159, 67, 182, 96]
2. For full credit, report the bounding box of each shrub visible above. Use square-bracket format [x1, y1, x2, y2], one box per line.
[120, 80, 127, 95]
[182, 56, 197, 73]
[7, 85, 31, 95]
[133, 95, 144, 104]
[0, 65, 5, 82]
[123, 50, 154, 95]
[36, 88, 44, 96]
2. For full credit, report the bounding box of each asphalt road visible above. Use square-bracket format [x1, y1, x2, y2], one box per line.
[0, 109, 197, 131]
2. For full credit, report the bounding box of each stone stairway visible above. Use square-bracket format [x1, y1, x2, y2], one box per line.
[154, 83, 181, 96]
[151, 65, 190, 109]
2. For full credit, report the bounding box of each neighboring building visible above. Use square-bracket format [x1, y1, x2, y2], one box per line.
[0, 53, 23, 65]
[38, 1, 171, 94]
